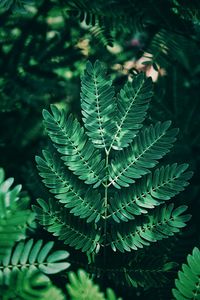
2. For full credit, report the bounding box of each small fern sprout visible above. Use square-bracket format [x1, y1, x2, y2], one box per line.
[33, 60, 192, 278]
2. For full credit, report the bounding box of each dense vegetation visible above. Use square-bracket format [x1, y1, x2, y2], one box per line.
[0, 0, 200, 299]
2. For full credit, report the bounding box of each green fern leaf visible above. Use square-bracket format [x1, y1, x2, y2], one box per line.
[172, 247, 200, 299]
[108, 163, 192, 222]
[108, 204, 191, 252]
[0, 168, 31, 260]
[1, 269, 66, 300]
[147, 29, 189, 69]
[36, 150, 103, 223]
[0, 0, 34, 14]
[0, 239, 70, 284]
[110, 73, 153, 150]
[67, 269, 105, 300]
[108, 121, 178, 188]
[33, 199, 102, 254]
[42, 105, 105, 187]
[81, 60, 116, 150]
[122, 254, 177, 289]
[36, 61, 192, 257]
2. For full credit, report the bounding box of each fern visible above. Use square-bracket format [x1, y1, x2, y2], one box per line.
[172, 247, 200, 299]
[34, 61, 192, 287]
[108, 163, 192, 222]
[145, 29, 190, 69]
[36, 150, 103, 223]
[110, 73, 153, 150]
[33, 199, 102, 254]
[67, 269, 122, 300]
[42, 108, 105, 187]
[0, 0, 34, 13]
[90, 25, 114, 47]
[67, 269, 105, 300]
[66, 0, 144, 47]
[108, 121, 178, 188]
[108, 204, 191, 252]
[1, 268, 121, 300]
[0, 168, 31, 260]
[0, 269, 66, 300]
[0, 239, 70, 285]
[80, 60, 116, 150]
[124, 255, 177, 289]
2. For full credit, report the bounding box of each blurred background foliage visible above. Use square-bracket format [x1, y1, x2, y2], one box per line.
[0, 0, 200, 299]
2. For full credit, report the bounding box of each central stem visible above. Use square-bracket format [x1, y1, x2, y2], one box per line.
[103, 149, 109, 263]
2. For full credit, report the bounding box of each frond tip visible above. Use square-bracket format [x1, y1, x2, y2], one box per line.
[42, 105, 105, 187]
[81, 60, 116, 150]
[172, 247, 200, 299]
[110, 73, 153, 150]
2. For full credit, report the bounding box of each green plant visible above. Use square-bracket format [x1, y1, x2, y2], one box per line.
[0, 167, 71, 298]
[0, 269, 65, 300]
[0, 167, 121, 300]
[0, 168, 31, 260]
[0, 239, 70, 285]
[67, 269, 122, 300]
[0, 167, 70, 287]
[172, 247, 200, 300]
[33, 60, 192, 289]
[1, 268, 121, 300]
[0, 0, 34, 14]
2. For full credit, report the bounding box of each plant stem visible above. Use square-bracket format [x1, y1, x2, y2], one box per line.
[103, 149, 109, 264]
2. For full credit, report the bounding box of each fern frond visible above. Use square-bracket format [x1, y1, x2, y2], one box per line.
[67, 269, 105, 300]
[81, 60, 116, 150]
[108, 204, 191, 252]
[90, 26, 114, 47]
[1, 269, 66, 300]
[36, 61, 192, 262]
[146, 29, 189, 68]
[0, 0, 34, 14]
[67, 269, 122, 300]
[108, 164, 192, 222]
[0, 239, 70, 284]
[66, 1, 143, 46]
[0, 168, 31, 260]
[67, 0, 99, 26]
[108, 121, 178, 188]
[123, 255, 177, 289]
[172, 247, 200, 300]
[36, 150, 103, 223]
[110, 73, 153, 150]
[33, 199, 102, 254]
[42, 105, 105, 187]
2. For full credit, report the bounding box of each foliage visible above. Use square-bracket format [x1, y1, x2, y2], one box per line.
[0, 168, 32, 260]
[0, 270, 66, 300]
[172, 247, 200, 300]
[0, 169, 120, 300]
[0, 239, 70, 285]
[67, 269, 122, 300]
[0, 0, 34, 14]
[0, 1, 200, 299]
[33, 61, 192, 297]
[0, 268, 121, 300]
